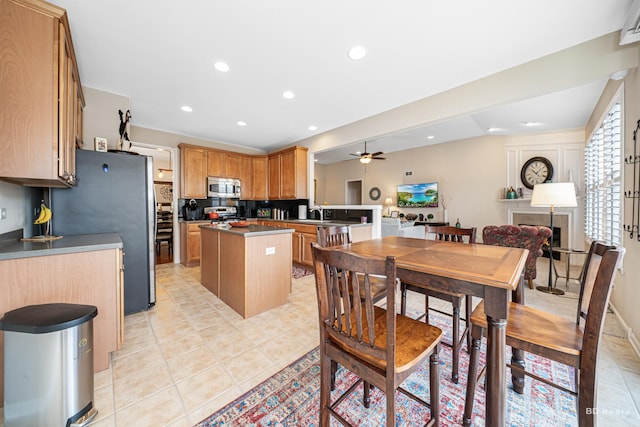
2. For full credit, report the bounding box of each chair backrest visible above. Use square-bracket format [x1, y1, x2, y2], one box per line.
[576, 241, 624, 325]
[482, 225, 552, 279]
[425, 225, 477, 244]
[317, 225, 352, 247]
[311, 243, 397, 367]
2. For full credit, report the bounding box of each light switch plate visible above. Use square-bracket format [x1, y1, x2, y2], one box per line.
[0, 208, 6, 219]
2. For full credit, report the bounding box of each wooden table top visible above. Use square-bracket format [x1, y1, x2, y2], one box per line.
[343, 236, 528, 291]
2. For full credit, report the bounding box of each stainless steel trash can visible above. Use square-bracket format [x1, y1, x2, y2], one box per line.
[0, 303, 98, 427]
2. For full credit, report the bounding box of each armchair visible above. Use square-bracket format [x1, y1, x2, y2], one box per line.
[482, 225, 552, 289]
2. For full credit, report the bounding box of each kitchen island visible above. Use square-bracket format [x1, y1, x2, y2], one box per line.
[200, 224, 294, 318]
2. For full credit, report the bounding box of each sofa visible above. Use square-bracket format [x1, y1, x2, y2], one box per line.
[380, 217, 425, 238]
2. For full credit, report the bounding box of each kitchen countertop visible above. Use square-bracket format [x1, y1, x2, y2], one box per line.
[253, 219, 372, 228]
[0, 233, 123, 261]
[200, 224, 294, 237]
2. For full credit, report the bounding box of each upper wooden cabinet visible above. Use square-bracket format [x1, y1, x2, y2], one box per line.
[268, 146, 308, 199]
[252, 156, 268, 200]
[180, 145, 207, 198]
[207, 150, 241, 179]
[0, 0, 84, 187]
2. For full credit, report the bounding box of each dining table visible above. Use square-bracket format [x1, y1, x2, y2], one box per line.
[337, 235, 528, 427]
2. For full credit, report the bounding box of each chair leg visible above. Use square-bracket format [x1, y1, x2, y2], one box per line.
[330, 360, 337, 391]
[463, 331, 482, 427]
[386, 382, 396, 427]
[464, 295, 472, 351]
[578, 364, 596, 427]
[400, 282, 407, 315]
[451, 304, 460, 384]
[363, 381, 371, 408]
[429, 348, 440, 427]
[527, 277, 534, 289]
[511, 347, 525, 394]
[320, 353, 332, 426]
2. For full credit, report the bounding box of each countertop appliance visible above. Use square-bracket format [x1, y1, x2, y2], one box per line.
[208, 177, 241, 198]
[203, 206, 243, 222]
[51, 149, 156, 314]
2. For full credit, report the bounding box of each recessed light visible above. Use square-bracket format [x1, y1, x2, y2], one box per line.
[282, 91, 295, 99]
[348, 46, 367, 60]
[427, 135, 435, 140]
[214, 61, 230, 72]
[237, 121, 247, 126]
[523, 122, 540, 127]
[181, 105, 193, 112]
[488, 127, 501, 132]
[308, 125, 317, 131]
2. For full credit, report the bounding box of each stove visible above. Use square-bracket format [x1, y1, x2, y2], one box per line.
[203, 206, 244, 222]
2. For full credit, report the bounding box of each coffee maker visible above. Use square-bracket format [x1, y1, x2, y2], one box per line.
[182, 199, 198, 221]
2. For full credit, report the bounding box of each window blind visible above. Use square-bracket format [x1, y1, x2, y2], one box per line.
[584, 101, 622, 246]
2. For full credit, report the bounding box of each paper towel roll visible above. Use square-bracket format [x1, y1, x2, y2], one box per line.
[298, 205, 307, 219]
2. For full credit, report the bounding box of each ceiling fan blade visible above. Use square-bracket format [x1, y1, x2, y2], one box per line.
[349, 153, 361, 157]
[373, 156, 386, 160]
[371, 151, 384, 157]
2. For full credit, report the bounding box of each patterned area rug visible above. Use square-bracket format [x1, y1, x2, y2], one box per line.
[292, 266, 314, 279]
[196, 313, 578, 426]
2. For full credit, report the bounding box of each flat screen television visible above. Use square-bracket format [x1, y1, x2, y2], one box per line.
[397, 182, 438, 208]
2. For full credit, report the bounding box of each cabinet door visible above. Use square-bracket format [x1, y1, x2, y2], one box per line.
[252, 156, 268, 199]
[224, 153, 241, 178]
[291, 232, 301, 263]
[188, 230, 201, 265]
[279, 150, 296, 199]
[240, 155, 253, 199]
[268, 155, 280, 199]
[181, 147, 207, 198]
[300, 232, 317, 267]
[207, 151, 223, 177]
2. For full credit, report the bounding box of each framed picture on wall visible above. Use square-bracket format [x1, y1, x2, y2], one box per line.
[94, 137, 108, 152]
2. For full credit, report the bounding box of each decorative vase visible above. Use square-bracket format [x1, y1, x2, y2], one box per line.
[443, 209, 448, 223]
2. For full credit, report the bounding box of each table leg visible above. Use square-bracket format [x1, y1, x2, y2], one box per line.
[565, 252, 571, 290]
[485, 315, 506, 427]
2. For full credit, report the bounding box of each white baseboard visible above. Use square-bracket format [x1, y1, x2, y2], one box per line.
[609, 301, 640, 357]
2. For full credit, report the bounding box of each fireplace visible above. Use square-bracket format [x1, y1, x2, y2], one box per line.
[512, 212, 569, 261]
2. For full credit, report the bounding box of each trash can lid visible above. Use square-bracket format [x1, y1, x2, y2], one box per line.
[0, 303, 98, 334]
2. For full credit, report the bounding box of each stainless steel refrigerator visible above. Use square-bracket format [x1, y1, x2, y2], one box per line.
[51, 149, 156, 314]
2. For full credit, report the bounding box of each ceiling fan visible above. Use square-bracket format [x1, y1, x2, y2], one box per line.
[349, 141, 386, 164]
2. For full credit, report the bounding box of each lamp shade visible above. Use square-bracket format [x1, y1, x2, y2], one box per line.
[384, 197, 393, 206]
[530, 182, 577, 208]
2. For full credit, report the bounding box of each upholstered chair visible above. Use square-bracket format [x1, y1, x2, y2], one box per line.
[482, 225, 552, 289]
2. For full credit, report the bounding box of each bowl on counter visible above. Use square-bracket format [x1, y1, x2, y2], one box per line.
[229, 221, 250, 228]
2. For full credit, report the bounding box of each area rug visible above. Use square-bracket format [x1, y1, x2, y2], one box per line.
[196, 314, 578, 427]
[292, 265, 314, 279]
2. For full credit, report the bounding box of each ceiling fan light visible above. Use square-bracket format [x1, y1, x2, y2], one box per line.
[360, 156, 372, 164]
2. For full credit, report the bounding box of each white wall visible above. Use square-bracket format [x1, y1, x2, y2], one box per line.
[0, 181, 25, 234]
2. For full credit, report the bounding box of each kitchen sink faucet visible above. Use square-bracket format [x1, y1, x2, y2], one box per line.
[309, 206, 323, 221]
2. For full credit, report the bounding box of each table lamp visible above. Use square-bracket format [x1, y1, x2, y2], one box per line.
[530, 182, 577, 295]
[384, 197, 393, 216]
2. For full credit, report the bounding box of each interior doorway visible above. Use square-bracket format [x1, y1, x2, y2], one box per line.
[345, 180, 362, 205]
[129, 142, 177, 265]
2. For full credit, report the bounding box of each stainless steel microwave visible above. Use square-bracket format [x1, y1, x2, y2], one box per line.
[208, 177, 241, 198]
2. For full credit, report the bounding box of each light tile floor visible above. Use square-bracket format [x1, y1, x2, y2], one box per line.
[1, 259, 638, 426]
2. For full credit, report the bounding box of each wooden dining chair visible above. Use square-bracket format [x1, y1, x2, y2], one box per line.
[311, 243, 443, 427]
[463, 241, 624, 427]
[400, 225, 477, 384]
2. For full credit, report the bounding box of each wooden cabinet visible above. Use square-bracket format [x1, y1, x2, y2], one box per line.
[288, 222, 317, 267]
[268, 146, 308, 199]
[0, 247, 123, 403]
[180, 145, 207, 198]
[207, 150, 241, 179]
[252, 156, 268, 199]
[180, 222, 202, 266]
[0, 0, 84, 187]
[240, 155, 253, 199]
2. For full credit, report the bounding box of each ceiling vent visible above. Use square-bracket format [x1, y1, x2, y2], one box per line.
[621, 0, 640, 45]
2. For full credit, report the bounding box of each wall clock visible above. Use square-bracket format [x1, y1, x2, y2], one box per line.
[520, 156, 554, 189]
[369, 187, 381, 200]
